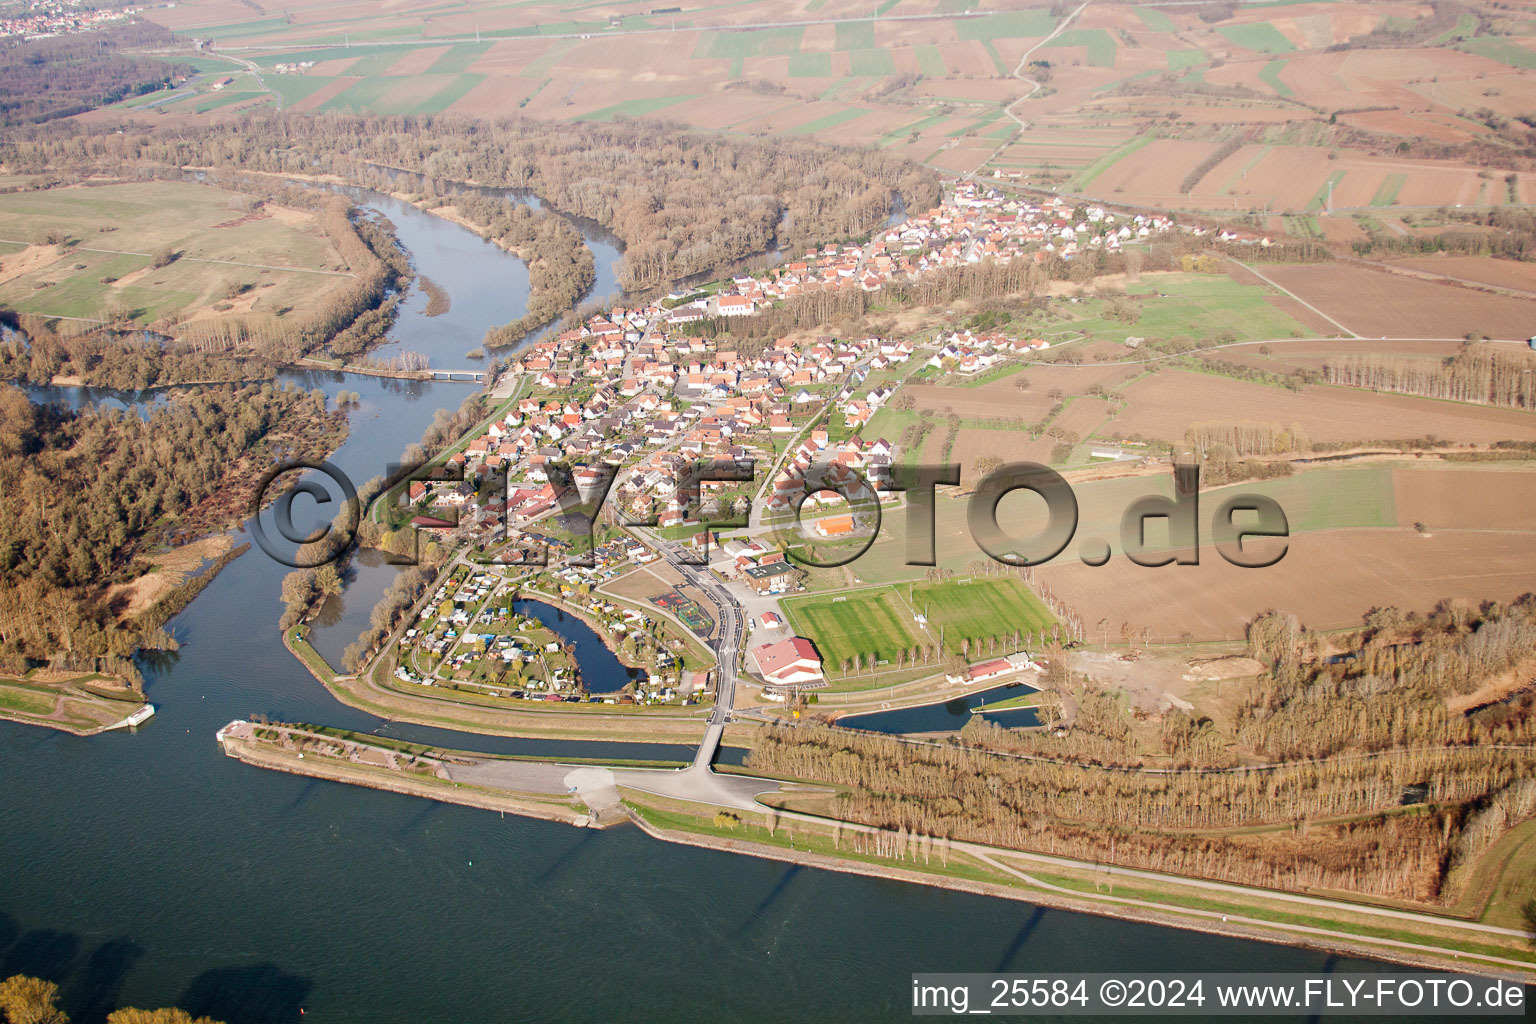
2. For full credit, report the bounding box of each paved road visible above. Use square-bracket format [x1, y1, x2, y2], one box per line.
[656, 535, 746, 766]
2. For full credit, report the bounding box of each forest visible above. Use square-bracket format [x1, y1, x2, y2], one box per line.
[1352, 207, 1536, 261]
[0, 381, 347, 667]
[0, 114, 940, 295]
[1323, 343, 1536, 409]
[0, 21, 186, 126]
[749, 602, 1536, 903]
[0, 972, 221, 1024]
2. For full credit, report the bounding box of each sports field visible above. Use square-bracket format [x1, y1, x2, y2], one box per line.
[782, 576, 1054, 668]
[908, 577, 1055, 647]
[780, 587, 925, 669]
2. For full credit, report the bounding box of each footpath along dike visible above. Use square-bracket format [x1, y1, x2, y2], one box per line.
[620, 805, 1536, 981]
[215, 724, 595, 827]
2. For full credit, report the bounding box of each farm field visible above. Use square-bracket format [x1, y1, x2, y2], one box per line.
[1392, 464, 1536, 531]
[1061, 272, 1313, 344]
[1257, 264, 1536, 340]
[810, 464, 1407, 594]
[1197, 338, 1465, 375]
[130, 0, 1536, 209]
[0, 181, 353, 329]
[1109, 369, 1536, 445]
[1381, 256, 1536, 294]
[1037, 525, 1536, 642]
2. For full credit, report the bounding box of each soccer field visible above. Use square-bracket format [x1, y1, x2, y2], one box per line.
[908, 576, 1055, 648]
[782, 576, 1055, 669]
[780, 588, 925, 669]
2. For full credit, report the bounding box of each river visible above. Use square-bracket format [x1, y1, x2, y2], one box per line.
[0, 193, 1454, 1023]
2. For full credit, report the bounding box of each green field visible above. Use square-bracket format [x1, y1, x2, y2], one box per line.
[248, 43, 401, 68]
[835, 20, 875, 50]
[0, 181, 350, 327]
[1306, 169, 1346, 212]
[1133, 6, 1176, 31]
[908, 577, 1055, 648]
[1042, 28, 1117, 67]
[427, 42, 493, 74]
[1073, 134, 1154, 189]
[1063, 271, 1309, 344]
[1257, 58, 1293, 96]
[265, 75, 334, 107]
[979, 39, 1010, 75]
[782, 575, 1054, 669]
[1371, 172, 1407, 207]
[338, 51, 410, 76]
[1426, 13, 1476, 46]
[316, 75, 400, 112]
[1456, 36, 1536, 69]
[0, 684, 54, 717]
[850, 48, 897, 76]
[1215, 22, 1296, 53]
[194, 89, 267, 113]
[789, 107, 871, 135]
[789, 52, 833, 77]
[915, 43, 947, 75]
[697, 26, 804, 58]
[1167, 48, 1204, 70]
[525, 38, 579, 75]
[575, 95, 699, 121]
[956, 10, 1056, 40]
[400, 74, 488, 114]
[780, 587, 925, 669]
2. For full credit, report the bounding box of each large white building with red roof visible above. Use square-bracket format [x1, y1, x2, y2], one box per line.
[751, 637, 824, 689]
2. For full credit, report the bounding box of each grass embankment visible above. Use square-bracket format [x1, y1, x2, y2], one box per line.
[286, 633, 711, 744]
[971, 691, 1042, 713]
[626, 789, 1536, 975]
[624, 791, 1016, 888]
[299, 723, 688, 769]
[219, 732, 592, 825]
[0, 672, 148, 735]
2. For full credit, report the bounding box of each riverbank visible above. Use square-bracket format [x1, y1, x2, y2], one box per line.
[194, 167, 584, 350]
[621, 793, 1536, 981]
[288, 622, 715, 745]
[210, 717, 1536, 980]
[216, 720, 597, 827]
[0, 671, 152, 736]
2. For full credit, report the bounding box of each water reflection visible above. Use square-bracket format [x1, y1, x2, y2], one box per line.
[838, 681, 1041, 734]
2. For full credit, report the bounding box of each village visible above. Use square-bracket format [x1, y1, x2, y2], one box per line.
[0, 0, 142, 39]
[368, 178, 1194, 712]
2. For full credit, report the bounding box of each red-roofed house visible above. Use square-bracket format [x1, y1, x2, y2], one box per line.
[752, 637, 823, 687]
